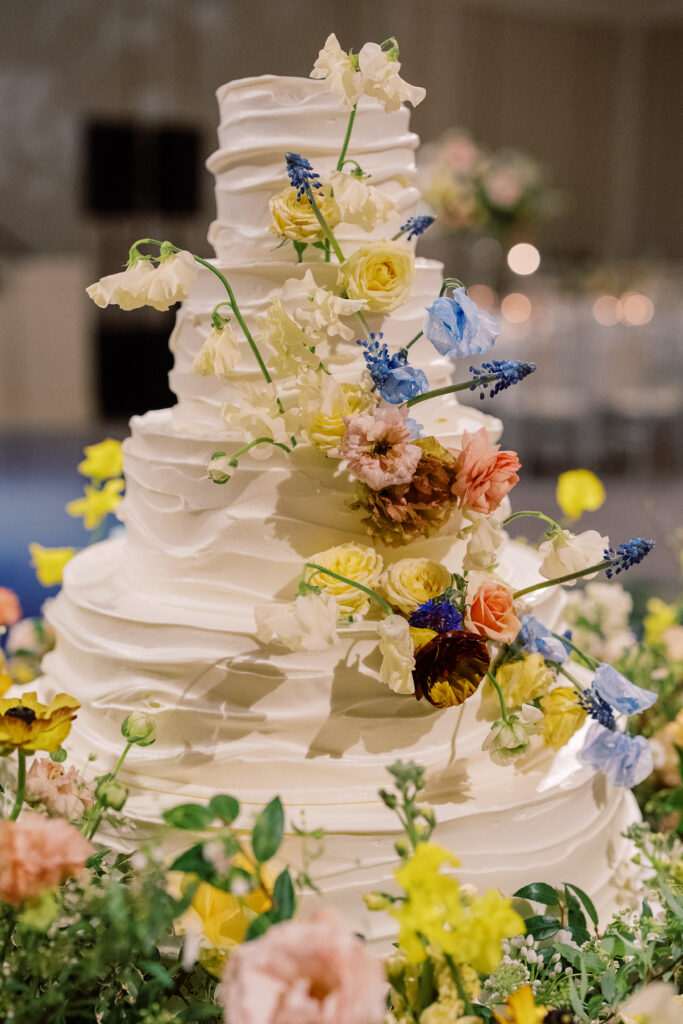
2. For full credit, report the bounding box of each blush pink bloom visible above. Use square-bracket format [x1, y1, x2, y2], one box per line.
[26, 758, 95, 820]
[0, 587, 22, 627]
[329, 404, 421, 490]
[466, 581, 521, 643]
[0, 812, 94, 904]
[452, 428, 521, 514]
[220, 905, 387, 1024]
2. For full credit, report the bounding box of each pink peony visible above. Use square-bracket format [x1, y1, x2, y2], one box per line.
[466, 580, 521, 643]
[0, 812, 94, 904]
[26, 758, 95, 820]
[0, 587, 22, 627]
[220, 905, 386, 1024]
[329, 404, 421, 490]
[452, 428, 520, 514]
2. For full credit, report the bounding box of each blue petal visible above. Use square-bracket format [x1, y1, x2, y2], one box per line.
[519, 614, 568, 664]
[578, 723, 653, 787]
[378, 365, 429, 405]
[593, 663, 657, 715]
[423, 289, 498, 360]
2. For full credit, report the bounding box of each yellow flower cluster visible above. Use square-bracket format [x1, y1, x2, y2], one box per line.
[29, 543, 77, 586]
[643, 597, 678, 645]
[66, 478, 124, 530]
[494, 654, 554, 708]
[77, 438, 123, 481]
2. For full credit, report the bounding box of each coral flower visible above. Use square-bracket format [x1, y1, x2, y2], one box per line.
[0, 812, 93, 904]
[0, 587, 22, 627]
[453, 428, 520, 515]
[466, 581, 521, 644]
[0, 692, 80, 752]
[329, 404, 421, 489]
[413, 629, 490, 708]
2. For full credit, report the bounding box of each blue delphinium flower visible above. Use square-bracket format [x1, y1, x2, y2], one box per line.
[400, 215, 435, 240]
[409, 598, 463, 633]
[285, 152, 321, 199]
[423, 288, 499, 359]
[575, 686, 617, 730]
[604, 538, 655, 578]
[518, 614, 568, 664]
[357, 333, 428, 405]
[469, 359, 537, 400]
[578, 724, 653, 787]
[592, 663, 657, 715]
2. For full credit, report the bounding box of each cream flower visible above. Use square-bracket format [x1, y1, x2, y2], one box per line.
[482, 704, 542, 766]
[221, 383, 292, 453]
[538, 528, 608, 585]
[269, 186, 340, 243]
[260, 299, 321, 380]
[192, 323, 241, 377]
[461, 513, 506, 571]
[145, 250, 199, 311]
[329, 404, 421, 489]
[254, 592, 339, 653]
[618, 981, 683, 1024]
[279, 269, 365, 342]
[341, 241, 415, 312]
[329, 170, 396, 231]
[307, 542, 383, 616]
[25, 758, 94, 820]
[299, 375, 375, 450]
[310, 33, 363, 110]
[358, 42, 426, 113]
[86, 259, 155, 311]
[382, 559, 451, 615]
[377, 615, 415, 694]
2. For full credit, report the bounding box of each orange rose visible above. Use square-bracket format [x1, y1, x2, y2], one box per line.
[466, 581, 521, 643]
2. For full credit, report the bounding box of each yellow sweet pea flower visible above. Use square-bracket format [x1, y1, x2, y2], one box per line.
[29, 543, 77, 586]
[495, 654, 554, 708]
[77, 438, 124, 481]
[66, 478, 124, 530]
[555, 469, 605, 520]
[539, 687, 587, 750]
[493, 985, 550, 1024]
[643, 597, 678, 645]
[0, 691, 80, 752]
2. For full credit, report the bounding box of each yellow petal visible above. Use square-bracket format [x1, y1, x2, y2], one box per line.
[555, 469, 605, 520]
[29, 543, 77, 586]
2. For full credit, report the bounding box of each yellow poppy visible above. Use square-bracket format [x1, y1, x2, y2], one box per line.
[0, 692, 80, 752]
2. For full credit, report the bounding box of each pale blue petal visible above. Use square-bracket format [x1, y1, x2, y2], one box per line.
[593, 663, 657, 715]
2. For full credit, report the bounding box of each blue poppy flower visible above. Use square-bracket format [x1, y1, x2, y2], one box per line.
[423, 289, 499, 359]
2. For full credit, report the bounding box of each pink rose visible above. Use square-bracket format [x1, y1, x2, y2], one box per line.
[0, 587, 21, 627]
[466, 581, 521, 643]
[26, 758, 95, 820]
[220, 905, 386, 1024]
[452, 428, 520, 515]
[0, 812, 94, 904]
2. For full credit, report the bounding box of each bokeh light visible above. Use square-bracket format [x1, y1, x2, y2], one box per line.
[621, 291, 655, 326]
[468, 284, 497, 311]
[592, 295, 622, 326]
[507, 243, 541, 275]
[501, 292, 532, 323]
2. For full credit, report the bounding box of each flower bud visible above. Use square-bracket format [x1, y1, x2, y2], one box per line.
[207, 453, 234, 484]
[96, 778, 129, 811]
[363, 891, 393, 912]
[394, 838, 410, 858]
[121, 711, 157, 747]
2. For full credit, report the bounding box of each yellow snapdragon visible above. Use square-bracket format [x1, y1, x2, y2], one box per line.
[29, 543, 77, 586]
[643, 598, 678, 645]
[494, 654, 554, 708]
[539, 687, 587, 750]
[66, 478, 124, 530]
[77, 438, 123, 481]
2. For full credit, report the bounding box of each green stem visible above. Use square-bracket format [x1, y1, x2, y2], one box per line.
[487, 671, 509, 723]
[128, 237, 164, 262]
[210, 300, 233, 326]
[304, 187, 346, 264]
[403, 330, 423, 353]
[513, 560, 614, 599]
[440, 277, 465, 296]
[405, 376, 498, 408]
[355, 309, 372, 341]
[227, 437, 294, 464]
[304, 563, 393, 616]
[446, 955, 473, 1014]
[558, 665, 586, 692]
[551, 631, 598, 670]
[84, 741, 134, 840]
[9, 750, 27, 821]
[503, 510, 563, 532]
[336, 104, 357, 170]
[0, 909, 14, 965]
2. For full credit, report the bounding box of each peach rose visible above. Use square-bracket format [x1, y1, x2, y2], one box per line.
[452, 428, 520, 515]
[0, 587, 21, 627]
[466, 581, 521, 643]
[0, 812, 93, 904]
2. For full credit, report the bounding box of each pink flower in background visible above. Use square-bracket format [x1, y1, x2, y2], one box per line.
[0, 587, 22, 627]
[467, 580, 521, 643]
[452, 428, 520, 514]
[0, 812, 93, 904]
[220, 905, 386, 1024]
[25, 758, 95, 820]
[329, 405, 421, 490]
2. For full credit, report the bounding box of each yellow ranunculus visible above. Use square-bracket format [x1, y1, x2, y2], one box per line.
[307, 541, 383, 615]
[269, 185, 340, 243]
[300, 377, 374, 451]
[495, 654, 554, 708]
[341, 240, 415, 312]
[0, 691, 80, 752]
[555, 469, 605, 520]
[643, 597, 678, 645]
[29, 543, 77, 586]
[66, 478, 124, 530]
[539, 686, 587, 750]
[382, 558, 452, 615]
[493, 985, 549, 1024]
[77, 438, 124, 481]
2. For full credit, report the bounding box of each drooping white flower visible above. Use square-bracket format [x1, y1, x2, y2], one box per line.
[329, 170, 396, 232]
[145, 250, 199, 311]
[377, 615, 415, 695]
[358, 42, 425, 113]
[86, 259, 156, 311]
[482, 704, 542, 766]
[221, 382, 293, 453]
[618, 981, 683, 1024]
[461, 512, 506, 571]
[254, 591, 339, 652]
[310, 33, 363, 110]
[279, 270, 365, 343]
[538, 529, 608, 585]
[192, 322, 241, 377]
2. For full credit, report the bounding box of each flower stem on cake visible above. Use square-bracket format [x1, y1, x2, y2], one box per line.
[404, 360, 537, 408]
[513, 537, 655, 598]
[208, 437, 294, 484]
[303, 561, 393, 616]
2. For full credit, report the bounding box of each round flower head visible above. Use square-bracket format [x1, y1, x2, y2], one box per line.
[555, 468, 605, 520]
[0, 587, 21, 627]
[382, 558, 452, 615]
[0, 691, 80, 752]
[269, 185, 340, 243]
[423, 290, 499, 359]
[466, 581, 521, 644]
[329, 404, 422, 489]
[413, 629, 490, 708]
[453, 428, 521, 515]
[306, 542, 383, 616]
[341, 241, 415, 312]
[25, 758, 94, 820]
[539, 687, 587, 750]
[0, 813, 93, 904]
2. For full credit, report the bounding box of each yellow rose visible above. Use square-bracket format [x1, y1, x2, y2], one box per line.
[307, 541, 383, 615]
[539, 686, 587, 750]
[643, 597, 678, 645]
[341, 240, 415, 312]
[382, 558, 452, 615]
[555, 469, 605, 520]
[301, 377, 374, 450]
[494, 653, 555, 708]
[269, 185, 340, 243]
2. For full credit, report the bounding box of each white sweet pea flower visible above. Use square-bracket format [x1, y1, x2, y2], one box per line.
[279, 269, 366, 343]
[207, 453, 234, 484]
[310, 33, 363, 110]
[192, 322, 241, 377]
[260, 298, 321, 380]
[377, 615, 415, 695]
[358, 42, 425, 113]
[462, 513, 506, 571]
[329, 170, 396, 232]
[254, 591, 339, 652]
[538, 529, 608, 585]
[221, 382, 293, 453]
[145, 250, 199, 311]
[618, 982, 683, 1024]
[482, 703, 542, 766]
[86, 259, 156, 311]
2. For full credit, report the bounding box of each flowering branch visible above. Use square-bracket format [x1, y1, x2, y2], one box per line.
[513, 538, 654, 599]
[303, 562, 393, 616]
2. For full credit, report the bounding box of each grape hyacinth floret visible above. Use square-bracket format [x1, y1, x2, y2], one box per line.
[357, 333, 428, 404]
[575, 687, 616, 730]
[604, 537, 655, 577]
[409, 598, 463, 633]
[285, 152, 322, 199]
[470, 359, 537, 399]
[400, 215, 435, 239]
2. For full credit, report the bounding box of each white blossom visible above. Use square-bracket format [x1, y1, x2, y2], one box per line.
[619, 982, 683, 1024]
[145, 250, 199, 311]
[221, 382, 294, 453]
[310, 33, 363, 110]
[358, 42, 425, 113]
[482, 704, 542, 766]
[461, 512, 506, 571]
[86, 259, 156, 311]
[260, 298, 321, 380]
[538, 528, 608, 585]
[254, 591, 339, 652]
[329, 170, 396, 231]
[192, 323, 241, 377]
[279, 269, 365, 342]
[377, 615, 415, 695]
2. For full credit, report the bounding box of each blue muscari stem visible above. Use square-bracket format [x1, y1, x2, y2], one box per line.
[286, 152, 322, 198]
[303, 562, 393, 616]
[469, 360, 537, 400]
[392, 215, 436, 241]
[604, 538, 656, 578]
[576, 687, 616, 730]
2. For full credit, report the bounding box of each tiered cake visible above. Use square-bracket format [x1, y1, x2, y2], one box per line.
[42, 73, 638, 942]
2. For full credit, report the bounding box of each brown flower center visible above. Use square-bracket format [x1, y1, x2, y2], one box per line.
[4, 705, 37, 724]
[308, 976, 333, 1002]
[370, 439, 392, 457]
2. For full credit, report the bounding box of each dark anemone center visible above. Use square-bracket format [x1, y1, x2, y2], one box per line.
[4, 705, 37, 724]
[371, 439, 392, 457]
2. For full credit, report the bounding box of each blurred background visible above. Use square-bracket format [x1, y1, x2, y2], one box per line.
[1, 0, 681, 615]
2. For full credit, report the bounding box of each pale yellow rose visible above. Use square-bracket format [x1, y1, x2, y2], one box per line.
[307, 541, 383, 615]
[381, 558, 451, 615]
[539, 686, 587, 750]
[341, 241, 415, 312]
[269, 185, 340, 243]
[300, 375, 375, 450]
[494, 653, 555, 708]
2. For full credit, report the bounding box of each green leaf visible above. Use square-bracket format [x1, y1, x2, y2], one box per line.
[140, 960, 174, 989]
[524, 914, 560, 940]
[163, 803, 214, 830]
[567, 975, 586, 1021]
[513, 882, 560, 906]
[565, 882, 599, 927]
[244, 911, 274, 941]
[556, 943, 605, 973]
[251, 796, 284, 863]
[169, 843, 214, 881]
[208, 794, 240, 824]
[272, 868, 295, 922]
[662, 787, 683, 811]
[601, 968, 616, 1003]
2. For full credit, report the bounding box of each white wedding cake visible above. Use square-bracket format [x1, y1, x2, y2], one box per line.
[42, 70, 638, 944]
